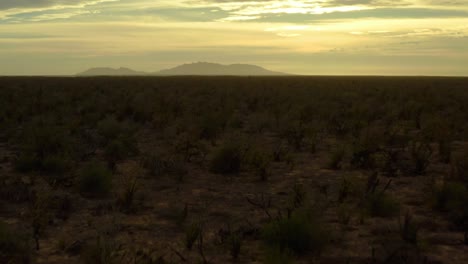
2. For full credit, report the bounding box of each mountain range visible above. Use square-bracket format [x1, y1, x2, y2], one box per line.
[77, 62, 287, 76]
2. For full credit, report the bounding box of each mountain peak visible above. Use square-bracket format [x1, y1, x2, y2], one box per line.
[157, 62, 287, 76]
[77, 67, 144, 76]
[77, 63, 288, 76]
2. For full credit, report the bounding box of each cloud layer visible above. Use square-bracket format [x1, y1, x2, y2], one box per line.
[0, 0, 467, 75]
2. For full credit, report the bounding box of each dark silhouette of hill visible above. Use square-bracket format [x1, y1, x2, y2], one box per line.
[77, 67, 145, 76]
[155, 62, 287, 76]
[77, 63, 287, 76]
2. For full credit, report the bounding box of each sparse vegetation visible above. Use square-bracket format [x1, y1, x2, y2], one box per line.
[79, 162, 113, 197]
[185, 222, 202, 250]
[1, 77, 468, 263]
[210, 143, 242, 175]
[0, 222, 31, 264]
[262, 210, 328, 256]
[326, 146, 346, 170]
[82, 236, 118, 264]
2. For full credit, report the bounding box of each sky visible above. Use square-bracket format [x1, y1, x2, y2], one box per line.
[0, 0, 467, 76]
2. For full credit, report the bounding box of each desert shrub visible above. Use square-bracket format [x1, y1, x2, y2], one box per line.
[14, 125, 70, 175]
[399, 212, 419, 244]
[433, 182, 468, 228]
[338, 178, 351, 204]
[228, 232, 243, 260]
[15, 154, 40, 173]
[247, 148, 271, 181]
[185, 222, 201, 250]
[82, 236, 118, 264]
[379, 148, 403, 177]
[337, 205, 353, 226]
[262, 211, 328, 256]
[197, 112, 226, 141]
[281, 121, 307, 150]
[438, 140, 452, 164]
[408, 141, 433, 175]
[263, 247, 294, 264]
[350, 141, 377, 170]
[0, 222, 31, 264]
[141, 154, 166, 177]
[0, 177, 30, 204]
[97, 116, 122, 142]
[272, 140, 291, 163]
[49, 193, 73, 221]
[174, 134, 208, 163]
[79, 162, 112, 197]
[326, 147, 346, 170]
[30, 193, 51, 251]
[116, 173, 138, 214]
[366, 193, 400, 218]
[290, 184, 306, 209]
[41, 155, 71, 180]
[349, 127, 382, 169]
[227, 112, 243, 129]
[129, 91, 156, 123]
[28, 125, 70, 158]
[210, 144, 242, 175]
[104, 138, 137, 171]
[246, 111, 271, 133]
[451, 150, 468, 184]
[141, 153, 187, 182]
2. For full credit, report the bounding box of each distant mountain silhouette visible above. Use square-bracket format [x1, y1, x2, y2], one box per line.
[155, 62, 287, 76]
[77, 67, 145, 76]
[77, 63, 287, 76]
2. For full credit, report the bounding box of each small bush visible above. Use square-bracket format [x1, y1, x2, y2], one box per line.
[337, 205, 353, 226]
[438, 140, 452, 164]
[262, 211, 328, 256]
[97, 116, 122, 141]
[408, 141, 432, 175]
[197, 113, 225, 141]
[228, 232, 242, 260]
[399, 212, 419, 244]
[116, 173, 138, 214]
[281, 122, 306, 150]
[42, 155, 70, 176]
[451, 150, 468, 184]
[82, 236, 117, 264]
[30, 193, 52, 250]
[185, 222, 201, 250]
[14, 125, 71, 178]
[210, 144, 241, 175]
[350, 142, 376, 170]
[272, 141, 290, 163]
[14, 154, 40, 173]
[141, 154, 166, 177]
[366, 193, 400, 218]
[247, 148, 271, 181]
[290, 184, 306, 209]
[79, 162, 112, 197]
[379, 148, 402, 177]
[263, 247, 294, 264]
[104, 139, 130, 171]
[433, 182, 468, 228]
[326, 147, 345, 170]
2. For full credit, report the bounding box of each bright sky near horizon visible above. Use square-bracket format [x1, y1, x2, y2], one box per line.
[0, 0, 467, 76]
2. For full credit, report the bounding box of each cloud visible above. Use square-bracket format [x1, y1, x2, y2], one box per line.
[0, 0, 117, 22]
[0, 0, 467, 75]
[0, 0, 114, 10]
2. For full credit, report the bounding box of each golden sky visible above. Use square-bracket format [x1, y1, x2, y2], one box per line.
[1, 0, 467, 75]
